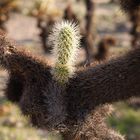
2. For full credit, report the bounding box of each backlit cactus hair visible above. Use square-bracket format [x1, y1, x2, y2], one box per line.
[49, 21, 80, 84]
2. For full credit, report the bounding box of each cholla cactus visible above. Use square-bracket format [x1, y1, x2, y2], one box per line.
[50, 21, 80, 84]
[1, 20, 140, 139]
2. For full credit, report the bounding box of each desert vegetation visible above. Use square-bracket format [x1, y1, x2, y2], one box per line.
[0, 0, 140, 140]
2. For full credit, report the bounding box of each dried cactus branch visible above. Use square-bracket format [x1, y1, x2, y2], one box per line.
[67, 48, 140, 111]
[0, 35, 50, 76]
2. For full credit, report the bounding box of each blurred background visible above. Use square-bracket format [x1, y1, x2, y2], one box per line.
[0, 0, 140, 140]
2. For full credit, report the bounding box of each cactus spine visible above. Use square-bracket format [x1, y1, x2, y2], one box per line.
[50, 21, 80, 84]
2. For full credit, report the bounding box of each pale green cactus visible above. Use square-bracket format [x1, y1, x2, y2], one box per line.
[49, 21, 80, 84]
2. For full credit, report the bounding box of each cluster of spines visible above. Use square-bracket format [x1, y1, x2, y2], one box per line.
[49, 21, 80, 84]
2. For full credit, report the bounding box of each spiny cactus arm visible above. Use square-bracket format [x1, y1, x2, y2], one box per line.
[50, 21, 80, 84]
[67, 48, 140, 109]
[0, 35, 50, 76]
[40, 21, 80, 129]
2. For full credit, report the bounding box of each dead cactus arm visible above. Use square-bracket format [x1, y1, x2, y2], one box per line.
[67, 48, 140, 110]
[0, 36, 48, 76]
[0, 35, 51, 103]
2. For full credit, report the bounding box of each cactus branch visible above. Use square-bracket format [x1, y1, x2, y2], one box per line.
[50, 21, 80, 84]
[67, 48, 140, 112]
[0, 35, 50, 77]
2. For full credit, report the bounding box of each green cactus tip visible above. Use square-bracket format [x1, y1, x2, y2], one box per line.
[49, 21, 80, 84]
